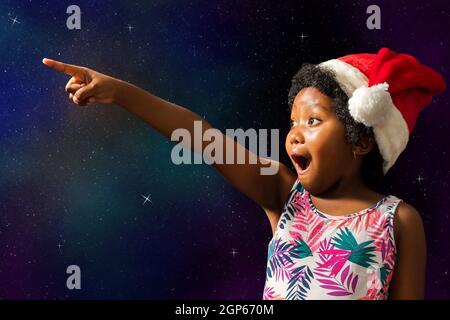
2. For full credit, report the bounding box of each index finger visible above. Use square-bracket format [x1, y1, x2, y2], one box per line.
[42, 58, 84, 77]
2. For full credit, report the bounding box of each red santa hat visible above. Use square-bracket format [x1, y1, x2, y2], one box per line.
[319, 47, 446, 174]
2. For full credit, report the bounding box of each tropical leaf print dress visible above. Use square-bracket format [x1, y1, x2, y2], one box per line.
[263, 179, 402, 300]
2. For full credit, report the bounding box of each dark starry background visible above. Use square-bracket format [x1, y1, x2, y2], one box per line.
[0, 0, 449, 299]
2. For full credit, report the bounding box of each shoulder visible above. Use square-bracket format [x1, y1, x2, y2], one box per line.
[393, 201, 425, 246]
[395, 201, 423, 226]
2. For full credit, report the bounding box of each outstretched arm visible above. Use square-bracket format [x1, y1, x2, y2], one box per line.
[42, 58, 296, 227]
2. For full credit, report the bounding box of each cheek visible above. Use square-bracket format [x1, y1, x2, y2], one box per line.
[285, 135, 290, 153]
[307, 125, 350, 161]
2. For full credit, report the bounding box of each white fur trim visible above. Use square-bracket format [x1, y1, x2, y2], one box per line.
[319, 59, 368, 96]
[348, 83, 391, 127]
[373, 105, 409, 174]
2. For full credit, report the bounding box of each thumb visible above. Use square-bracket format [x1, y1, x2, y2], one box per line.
[73, 82, 97, 102]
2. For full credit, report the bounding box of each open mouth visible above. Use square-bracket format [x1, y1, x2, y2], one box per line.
[292, 155, 311, 174]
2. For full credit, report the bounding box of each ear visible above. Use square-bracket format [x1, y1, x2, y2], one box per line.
[353, 135, 375, 156]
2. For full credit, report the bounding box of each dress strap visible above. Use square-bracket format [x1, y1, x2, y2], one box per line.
[383, 195, 403, 252]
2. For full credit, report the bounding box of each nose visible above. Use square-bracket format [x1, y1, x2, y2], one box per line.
[289, 127, 304, 146]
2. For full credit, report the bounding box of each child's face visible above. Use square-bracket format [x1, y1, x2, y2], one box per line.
[285, 87, 356, 195]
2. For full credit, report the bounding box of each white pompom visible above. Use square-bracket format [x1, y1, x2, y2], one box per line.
[348, 82, 392, 127]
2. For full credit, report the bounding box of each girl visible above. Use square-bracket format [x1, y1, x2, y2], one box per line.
[43, 47, 445, 300]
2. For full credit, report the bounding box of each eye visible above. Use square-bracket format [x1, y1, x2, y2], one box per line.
[290, 119, 298, 128]
[307, 117, 321, 126]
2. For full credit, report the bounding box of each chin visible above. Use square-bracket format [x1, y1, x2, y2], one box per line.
[297, 173, 313, 190]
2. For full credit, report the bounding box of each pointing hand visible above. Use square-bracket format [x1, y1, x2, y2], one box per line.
[42, 58, 121, 106]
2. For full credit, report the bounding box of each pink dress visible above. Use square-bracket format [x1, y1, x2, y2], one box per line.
[263, 179, 402, 300]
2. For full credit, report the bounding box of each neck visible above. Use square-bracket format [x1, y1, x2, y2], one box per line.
[315, 171, 372, 199]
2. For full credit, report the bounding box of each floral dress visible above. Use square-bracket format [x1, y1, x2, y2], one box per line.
[263, 179, 402, 300]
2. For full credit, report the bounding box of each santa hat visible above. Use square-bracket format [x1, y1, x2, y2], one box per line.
[319, 47, 446, 174]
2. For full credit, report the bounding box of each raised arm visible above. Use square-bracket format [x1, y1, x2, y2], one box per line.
[42, 58, 296, 228]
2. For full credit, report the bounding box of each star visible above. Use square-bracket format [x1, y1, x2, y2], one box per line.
[141, 194, 153, 205]
[10, 16, 21, 26]
[230, 248, 238, 257]
[126, 24, 135, 32]
[299, 32, 308, 42]
[415, 174, 424, 184]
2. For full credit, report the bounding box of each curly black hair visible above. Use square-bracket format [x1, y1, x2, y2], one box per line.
[287, 63, 384, 191]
